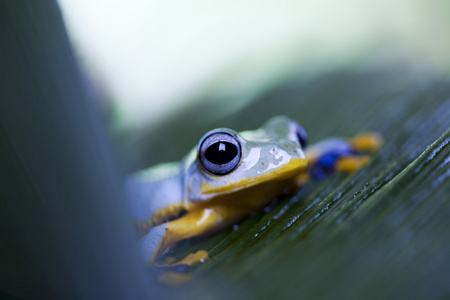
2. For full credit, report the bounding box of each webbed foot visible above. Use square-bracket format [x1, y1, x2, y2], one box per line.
[152, 250, 209, 286]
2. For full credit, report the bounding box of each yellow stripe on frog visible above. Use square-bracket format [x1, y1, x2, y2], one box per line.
[200, 158, 307, 194]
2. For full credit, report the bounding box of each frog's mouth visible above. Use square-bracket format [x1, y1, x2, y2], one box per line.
[200, 157, 308, 195]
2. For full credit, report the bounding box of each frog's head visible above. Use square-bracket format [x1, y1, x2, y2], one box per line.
[185, 116, 308, 205]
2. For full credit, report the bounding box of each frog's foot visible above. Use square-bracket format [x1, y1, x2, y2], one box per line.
[155, 250, 209, 272]
[139, 228, 209, 268]
[350, 132, 383, 153]
[334, 132, 382, 173]
[155, 250, 209, 286]
[140, 206, 247, 263]
[159, 250, 209, 268]
[140, 206, 246, 284]
[140, 228, 208, 285]
[335, 155, 371, 173]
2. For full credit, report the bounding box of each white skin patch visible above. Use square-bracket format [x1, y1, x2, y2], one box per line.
[267, 148, 292, 171]
[242, 147, 261, 171]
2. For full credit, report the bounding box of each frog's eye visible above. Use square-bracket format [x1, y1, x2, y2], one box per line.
[199, 132, 241, 175]
[295, 123, 308, 149]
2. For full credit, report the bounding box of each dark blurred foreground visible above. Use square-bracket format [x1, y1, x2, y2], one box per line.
[0, 2, 152, 299]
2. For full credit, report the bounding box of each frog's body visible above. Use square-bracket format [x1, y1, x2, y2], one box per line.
[126, 116, 382, 264]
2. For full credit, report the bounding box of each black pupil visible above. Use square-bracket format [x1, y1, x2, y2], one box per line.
[205, 142, 237, 165]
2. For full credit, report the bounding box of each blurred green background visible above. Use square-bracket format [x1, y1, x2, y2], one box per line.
[57, 0, 450, 133]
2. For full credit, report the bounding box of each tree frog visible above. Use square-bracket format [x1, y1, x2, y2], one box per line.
[126, 116, 382, 265]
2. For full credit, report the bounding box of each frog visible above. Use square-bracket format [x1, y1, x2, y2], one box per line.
[125, 116, 382, 267]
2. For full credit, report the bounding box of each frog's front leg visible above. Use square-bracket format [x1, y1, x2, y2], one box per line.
[139, 205, 248, 263]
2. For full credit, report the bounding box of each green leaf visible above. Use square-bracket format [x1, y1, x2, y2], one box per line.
[140, 70, 450, 299]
